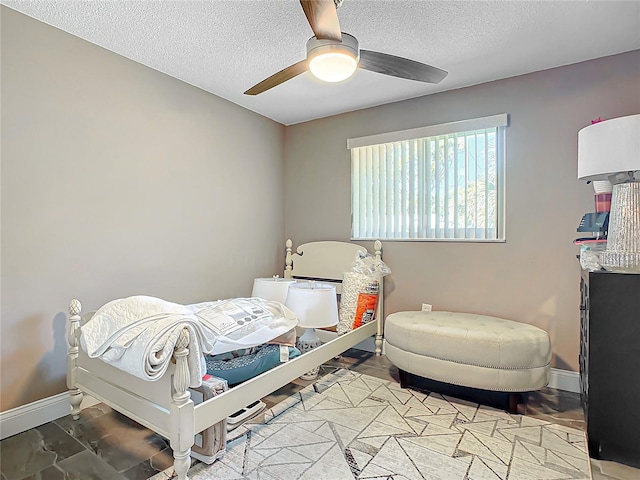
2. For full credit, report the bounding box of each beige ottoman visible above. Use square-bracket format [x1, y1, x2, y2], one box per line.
[385, 311, 551, 410]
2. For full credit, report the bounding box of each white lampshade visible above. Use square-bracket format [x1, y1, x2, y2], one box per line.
[578, 114, 640, 181]
[251, 277, 296, 304]
[284, 282, 339, 329]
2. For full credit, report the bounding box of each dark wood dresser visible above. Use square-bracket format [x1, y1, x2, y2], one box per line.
[579, 269, 640, 468]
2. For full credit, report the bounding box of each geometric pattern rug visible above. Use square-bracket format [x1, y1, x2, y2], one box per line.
[185, 369, 592, 480]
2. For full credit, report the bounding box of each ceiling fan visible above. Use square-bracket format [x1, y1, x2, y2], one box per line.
[244, 0, 448, 95]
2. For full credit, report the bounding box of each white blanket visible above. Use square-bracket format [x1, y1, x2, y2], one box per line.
[81, 296, 298, 387]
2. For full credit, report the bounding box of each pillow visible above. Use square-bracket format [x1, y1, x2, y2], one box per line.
[205, 344, 301, 385]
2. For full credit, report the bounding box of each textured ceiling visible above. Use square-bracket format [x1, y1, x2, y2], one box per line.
[3, 0, 640, 125]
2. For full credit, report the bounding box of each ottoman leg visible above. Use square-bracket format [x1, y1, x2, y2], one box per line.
[398, 369, 411, 389]
[507, 393, 523, 414]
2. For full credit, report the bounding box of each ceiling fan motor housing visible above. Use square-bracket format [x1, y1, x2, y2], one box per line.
[306, 32, 359, 62]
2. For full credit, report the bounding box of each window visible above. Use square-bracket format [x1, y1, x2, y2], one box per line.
[348, 114, 507, 241]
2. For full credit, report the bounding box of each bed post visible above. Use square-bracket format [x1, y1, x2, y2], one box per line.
[67, 299, 84, 420]
[284, 238, 293, 278]
[170, 329, 195, 480]
[374, 240, 384, 356]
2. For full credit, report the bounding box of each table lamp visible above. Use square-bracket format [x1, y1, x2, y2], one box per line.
[251, 276, 296, 304]
[284, 281, 339, 380]
[239, 276, 297, 424]
[578, 114, 640, 272]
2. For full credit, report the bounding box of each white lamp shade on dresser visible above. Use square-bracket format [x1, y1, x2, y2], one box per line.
[251, 277, 296, 304]
[578, 114, 640, 181]
[284, 282, 339, 329]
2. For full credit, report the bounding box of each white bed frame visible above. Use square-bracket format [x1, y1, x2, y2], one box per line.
[67, 239, 384, 480]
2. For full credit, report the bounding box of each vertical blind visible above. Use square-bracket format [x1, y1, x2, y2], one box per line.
[348, 115, 507, 241]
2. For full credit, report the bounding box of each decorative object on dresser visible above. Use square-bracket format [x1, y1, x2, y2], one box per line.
[579, 269, 640, 468]
[578, 114, 640, 272]
[284, 281, 339, 380]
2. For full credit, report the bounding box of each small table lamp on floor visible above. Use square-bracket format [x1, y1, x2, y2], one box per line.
[285, 282, 339, 380]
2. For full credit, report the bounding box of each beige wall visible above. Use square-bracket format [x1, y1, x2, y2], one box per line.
[284, 50, 640, 372]
[1, 7, 286, 411]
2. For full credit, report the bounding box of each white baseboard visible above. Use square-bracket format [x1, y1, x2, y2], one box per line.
[318, 331, 579, 393]
[548, 368, 580, 393]
[0, 392, 99, 440]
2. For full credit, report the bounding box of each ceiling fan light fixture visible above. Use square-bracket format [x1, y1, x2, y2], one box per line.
[309, 52, 357, 82]
[306, 33, 359, 83]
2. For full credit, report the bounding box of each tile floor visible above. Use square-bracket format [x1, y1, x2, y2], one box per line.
[1, 350, 638, 480]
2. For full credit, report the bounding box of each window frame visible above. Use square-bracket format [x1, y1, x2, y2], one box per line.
[347, 114, 508, 242]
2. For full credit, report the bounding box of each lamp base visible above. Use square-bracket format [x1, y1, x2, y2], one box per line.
[296, 328, 322, 380]
[600, 181, 640, 273]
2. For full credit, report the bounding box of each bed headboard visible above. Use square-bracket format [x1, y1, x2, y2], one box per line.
[284, 239, 382, 285]
[283, 239, 384, 352]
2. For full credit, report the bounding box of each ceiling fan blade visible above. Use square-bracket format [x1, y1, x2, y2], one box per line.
[244, 60, 309, 95]
[359, 50, 448, 84]
[300, 0, 342, 42]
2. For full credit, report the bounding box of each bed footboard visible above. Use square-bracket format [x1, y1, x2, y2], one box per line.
[170, 328, 195, 480]
[66, 299, 84, 420]
[67, 300, 196, 480]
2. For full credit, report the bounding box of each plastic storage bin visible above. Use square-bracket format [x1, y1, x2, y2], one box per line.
[189, 375, 228, 464]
